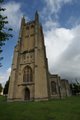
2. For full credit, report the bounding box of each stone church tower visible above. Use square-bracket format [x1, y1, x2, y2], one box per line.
[8, 12, 49, 101]
[8, 12, 71, 101]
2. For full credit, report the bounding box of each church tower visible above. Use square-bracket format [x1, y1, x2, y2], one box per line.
[8, 12, 49, 101]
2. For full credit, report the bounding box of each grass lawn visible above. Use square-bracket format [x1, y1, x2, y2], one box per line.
[0, 96, 80, 120]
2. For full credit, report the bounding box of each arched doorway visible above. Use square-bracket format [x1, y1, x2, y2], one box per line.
[24, 88, 30, 100]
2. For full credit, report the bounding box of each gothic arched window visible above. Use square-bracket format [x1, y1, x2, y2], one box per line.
[51, 81, 57, 94]
[23, 66, 32, 82]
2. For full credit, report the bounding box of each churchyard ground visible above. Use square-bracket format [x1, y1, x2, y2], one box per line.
[0, 96, 80, 120]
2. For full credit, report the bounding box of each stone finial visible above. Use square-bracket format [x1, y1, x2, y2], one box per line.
[35, 11, 39, 22]
[21, 16, 25, 26]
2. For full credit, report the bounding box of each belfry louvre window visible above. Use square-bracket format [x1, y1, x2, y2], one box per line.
[31, 24, 34, 28]
[23, 66, 32, 82]
[51, 81, 57, 94]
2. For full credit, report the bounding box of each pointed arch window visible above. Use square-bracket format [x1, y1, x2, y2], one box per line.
[23, 66, 32, 82]
[51, 81, 57, 94]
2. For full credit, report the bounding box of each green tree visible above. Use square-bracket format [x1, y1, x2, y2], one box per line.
[0, 83, 3, 95]
[70, 83, 80, 95]
[0, 0, 13, 67]
[3, 77, 10, 95]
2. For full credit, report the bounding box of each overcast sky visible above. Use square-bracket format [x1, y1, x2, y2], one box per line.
[0, 0, 80, 86]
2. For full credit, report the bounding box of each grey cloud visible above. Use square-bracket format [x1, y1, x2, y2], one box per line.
[52, 36, 80, 82]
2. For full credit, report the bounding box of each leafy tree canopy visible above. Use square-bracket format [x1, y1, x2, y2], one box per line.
[0, 83, 3, 93]
[70, 83, 80, 95]
[3, 76, 10, 95]
[0, 0, 13, 67]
